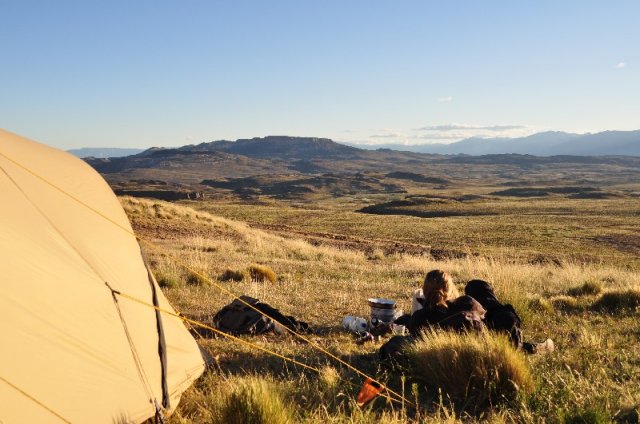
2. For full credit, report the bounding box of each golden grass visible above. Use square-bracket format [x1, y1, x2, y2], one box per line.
[567, 281, 603, 297]
[186, 195, 640, 268]
[408, 331, 534, 407]
[549, 295, 584, 313]
[118, 197, 640, 422]
[218, 377, 293, 424]
[248, 264, 277, 283]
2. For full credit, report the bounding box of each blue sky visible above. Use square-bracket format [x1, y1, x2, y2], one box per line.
[1, 1, 638, 149]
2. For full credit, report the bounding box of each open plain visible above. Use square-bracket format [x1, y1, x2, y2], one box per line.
[111, 148, 640, 422]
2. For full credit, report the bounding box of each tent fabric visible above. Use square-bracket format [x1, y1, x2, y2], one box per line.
[0, 129, 205, 423]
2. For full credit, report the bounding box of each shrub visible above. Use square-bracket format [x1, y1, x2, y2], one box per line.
[591, 289, 640, 313]
[407, 330, 534, 408]
[155, 271, 181, 289]
[248, 264, 277, 283]
[558, 405, 611, 424]
[220, 268, 246, 282]
[319, 366, 340, 390]
[567, 281, 603, 297]
[528, 296, 554, 314]
[550, 295, 584, 313]
[369, 248, 385, 260]
[217, 377, 293, 424]
[186, 271, 208, 286]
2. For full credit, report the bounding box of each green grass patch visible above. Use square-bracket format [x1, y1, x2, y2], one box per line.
[550, 295, 585, 313]
[155, 271, 182, 288]
[220, 268, 247, 282]
[558, 404, 611, 424]
[591, 289, 640, 313]
[567, 281, 603, 297]
[186, 271, 209, 286]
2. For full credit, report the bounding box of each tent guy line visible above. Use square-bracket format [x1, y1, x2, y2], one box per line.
[137, 238, 415, 408]
[1, 129, 205, 423]
[0, 376, 72, 424]
[111, 273, 412, 408]
[0, 148, 415, 409]
[106, 281, 158, 407]
[2, 155, 162, 414]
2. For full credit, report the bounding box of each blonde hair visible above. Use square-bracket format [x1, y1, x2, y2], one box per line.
[422, 270, 459, 310]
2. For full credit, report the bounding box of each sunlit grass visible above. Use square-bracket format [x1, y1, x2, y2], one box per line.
[120, 197, 640, 423]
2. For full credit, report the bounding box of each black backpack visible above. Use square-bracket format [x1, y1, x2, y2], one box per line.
[437, 295, 486, 334]
[212, 296, 273, 335]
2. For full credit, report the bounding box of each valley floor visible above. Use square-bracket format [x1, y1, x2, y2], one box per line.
[121, 197, 640, 423]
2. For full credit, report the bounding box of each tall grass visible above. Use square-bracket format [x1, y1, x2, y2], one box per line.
[120, 197, 640, 423]
[248, 264, 277, 283]
[591, 288, 640, 313]
[408, 330, 534, 408]
[218, 377, 294, 424]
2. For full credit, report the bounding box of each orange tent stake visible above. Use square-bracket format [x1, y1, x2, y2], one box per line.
[357, 378, 384, 407]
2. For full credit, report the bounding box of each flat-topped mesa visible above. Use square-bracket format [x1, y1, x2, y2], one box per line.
[186, 136, 361, 159]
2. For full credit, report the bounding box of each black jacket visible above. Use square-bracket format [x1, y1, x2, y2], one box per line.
[408, 295, 486, 336]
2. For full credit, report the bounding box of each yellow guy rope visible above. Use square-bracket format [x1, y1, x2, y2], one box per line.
[137, 239, 413, 407]
[0, 376, 72, 424]
[115, 290, 408, 406]
[0, 150, 415, 408]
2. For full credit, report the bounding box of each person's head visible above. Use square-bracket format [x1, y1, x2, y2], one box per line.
[422, 269, 459, 310]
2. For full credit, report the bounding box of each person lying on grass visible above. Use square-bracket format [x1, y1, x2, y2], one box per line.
[386, 270, 552, 359]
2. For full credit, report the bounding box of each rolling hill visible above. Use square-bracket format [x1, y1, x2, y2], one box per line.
[85, 135, 640, 202]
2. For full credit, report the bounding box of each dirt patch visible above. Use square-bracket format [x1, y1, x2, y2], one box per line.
[593, 234, 640, 255]
[491, 186, 601, 198]
[246, 222, 468, 260]
[130, 216, 242, 241]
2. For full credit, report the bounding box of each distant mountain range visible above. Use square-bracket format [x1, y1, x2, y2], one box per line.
[68, 147, 145, 158]
[348, 130, 640, 156]
[85, 135, 640, 190]
[72, 130, 640, 160]
[83, 134, 640, 204]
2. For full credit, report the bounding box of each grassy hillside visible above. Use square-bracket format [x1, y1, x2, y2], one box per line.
[122, 197, 640, 423]
[184, 193, 640, 269]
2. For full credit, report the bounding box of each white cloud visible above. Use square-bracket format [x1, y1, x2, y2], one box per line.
[415, 124, 527, 132]
[437, 96, 453, 102]
[342, 123, 536, 146]
[370, 133, 404, 139]
[616, 62, 626, 68]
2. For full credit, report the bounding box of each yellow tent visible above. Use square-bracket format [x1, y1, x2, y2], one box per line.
[0, 129, 205, 423]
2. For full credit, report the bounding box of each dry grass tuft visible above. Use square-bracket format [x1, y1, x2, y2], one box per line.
[408, 330, 534, 407]
[318, 366, 340, 392]
[557, 404, 611, 424]
[549, 295, 584, 313]
[248, 264, 277, 283]
[527, 296, 554, 314]
[567, 281, 603, 297]
[155, 270, 182, 288]
[368, 248, 386, 261]
[220, 268, 247, 282]
[122, 196, 640, 422]
[591, 288, 640, 313]
[218, 377, 294, 424]
[186, 271, 208, 286]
